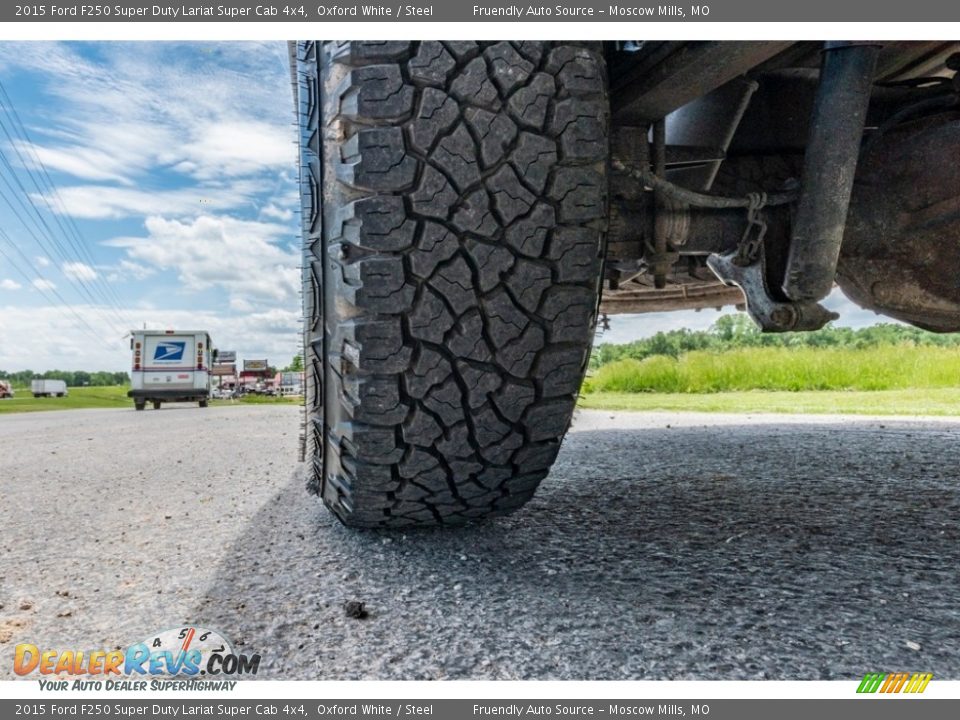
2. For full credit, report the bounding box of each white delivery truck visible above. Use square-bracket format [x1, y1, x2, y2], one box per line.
[128, 330, 214, 411]
[31, 379, 68, 397]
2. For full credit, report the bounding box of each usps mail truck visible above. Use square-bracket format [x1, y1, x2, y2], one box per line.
[128, 330, 214, 411]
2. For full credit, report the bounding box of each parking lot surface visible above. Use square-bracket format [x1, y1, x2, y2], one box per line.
[2, 405, 959, 679]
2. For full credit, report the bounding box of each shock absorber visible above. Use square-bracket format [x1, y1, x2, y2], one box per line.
[782, 41, 881, 303]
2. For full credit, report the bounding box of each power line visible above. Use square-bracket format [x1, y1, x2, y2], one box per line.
[0, 82, 132, 319]
[0, 133, 130, 332]
[0, 162, 129, 339]
[0, 80, 128, 303]
[0, 80, 133, 330]
[0, 227, 121, 353]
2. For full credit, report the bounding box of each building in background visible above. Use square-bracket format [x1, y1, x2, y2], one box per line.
[211, 350, 237, 391]
[278, 371, 304, 396]
[239, 359, 272, 393]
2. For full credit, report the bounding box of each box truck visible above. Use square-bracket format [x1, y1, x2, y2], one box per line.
[31, 379, 67, 398]
[128, 330, 214, 411]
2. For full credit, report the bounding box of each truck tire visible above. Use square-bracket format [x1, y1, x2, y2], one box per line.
[297, 41, 608, 527]
[199, 399, 208, 408]
[135, 401, 146, 411]
[153, 400, 161, 410]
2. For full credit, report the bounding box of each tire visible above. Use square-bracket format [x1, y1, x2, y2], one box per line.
[297, 41, 608, 527]
[135, 401, 146, 411]
[153, 400, 162, 410]
[199, 399, 208, 408]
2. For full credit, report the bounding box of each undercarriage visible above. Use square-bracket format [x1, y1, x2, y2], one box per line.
[292, 40, 960, 527]
[602, 41, 960, 332]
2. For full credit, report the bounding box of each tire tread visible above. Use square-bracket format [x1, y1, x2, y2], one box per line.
[300, 41, 608, 527]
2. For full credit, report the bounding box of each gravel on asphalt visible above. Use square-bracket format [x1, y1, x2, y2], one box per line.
[2, 405, 959, 680]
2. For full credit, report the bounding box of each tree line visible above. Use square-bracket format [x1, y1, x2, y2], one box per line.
[0, 370, 131, 388]
[590, 314, 960, 369]
[0, 355, 304, 388]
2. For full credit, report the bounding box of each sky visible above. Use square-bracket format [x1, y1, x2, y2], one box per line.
[0, 41, 892, 373]
[0, 41, 300, 372]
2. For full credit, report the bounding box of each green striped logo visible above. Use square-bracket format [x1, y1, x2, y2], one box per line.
[857, 672, 932, 694]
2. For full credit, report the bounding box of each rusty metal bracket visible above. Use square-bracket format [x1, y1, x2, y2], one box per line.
[708, 245, 838, 332]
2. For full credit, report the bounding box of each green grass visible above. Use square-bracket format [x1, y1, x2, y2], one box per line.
[0, 386, 302, 414]
[579, 389, 960, 416]
[0, 385, 132, 413]
[581, 345, 960, 415]
[584, 345, 960, 394]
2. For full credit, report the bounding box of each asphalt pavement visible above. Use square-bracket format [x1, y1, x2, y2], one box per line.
[2, 404, 959, 679]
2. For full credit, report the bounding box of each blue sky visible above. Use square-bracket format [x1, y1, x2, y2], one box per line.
[0, 41, 300, 372]
[0, 41, 891, 372]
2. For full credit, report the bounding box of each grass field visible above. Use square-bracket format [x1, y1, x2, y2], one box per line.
[580, 345, 960, 415]
[579, 388, 960, 416]
[0, 386, 131, 413]
[0, 386, 300, 414]
[584, 345, 960, 394]
[6, 347, 960, 419]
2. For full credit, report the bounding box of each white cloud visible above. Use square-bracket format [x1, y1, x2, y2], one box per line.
[106, 214, 299, 304]
[35, 256, 50, 268]
[823, 290, 898, 328]
[260, 203, 294, 221]
[179, 121, 295, 180]
[0, 41, 296, 208]
[106, 260, 155, 282]
[0, 42, 304, 373]
[63, 261, 97, 281]
[45, 182, 262, 220]
[24, 142, 135, 185]
[32, 278, 56, 291]
[597, 308, 725, 345]
[1, 279, 22, 290]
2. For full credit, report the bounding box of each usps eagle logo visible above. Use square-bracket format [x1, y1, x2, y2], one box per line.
[153, 342, 186, 362]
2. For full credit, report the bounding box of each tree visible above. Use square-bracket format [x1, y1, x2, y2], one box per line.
[710, 313, 757, 344]
[284, 354, 304, 372]
[0, 369, 129, 387]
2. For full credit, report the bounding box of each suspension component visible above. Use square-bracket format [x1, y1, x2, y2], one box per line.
[782, 41, 881, 303]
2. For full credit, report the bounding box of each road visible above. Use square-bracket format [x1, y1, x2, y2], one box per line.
[2, 405, 959, 680]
